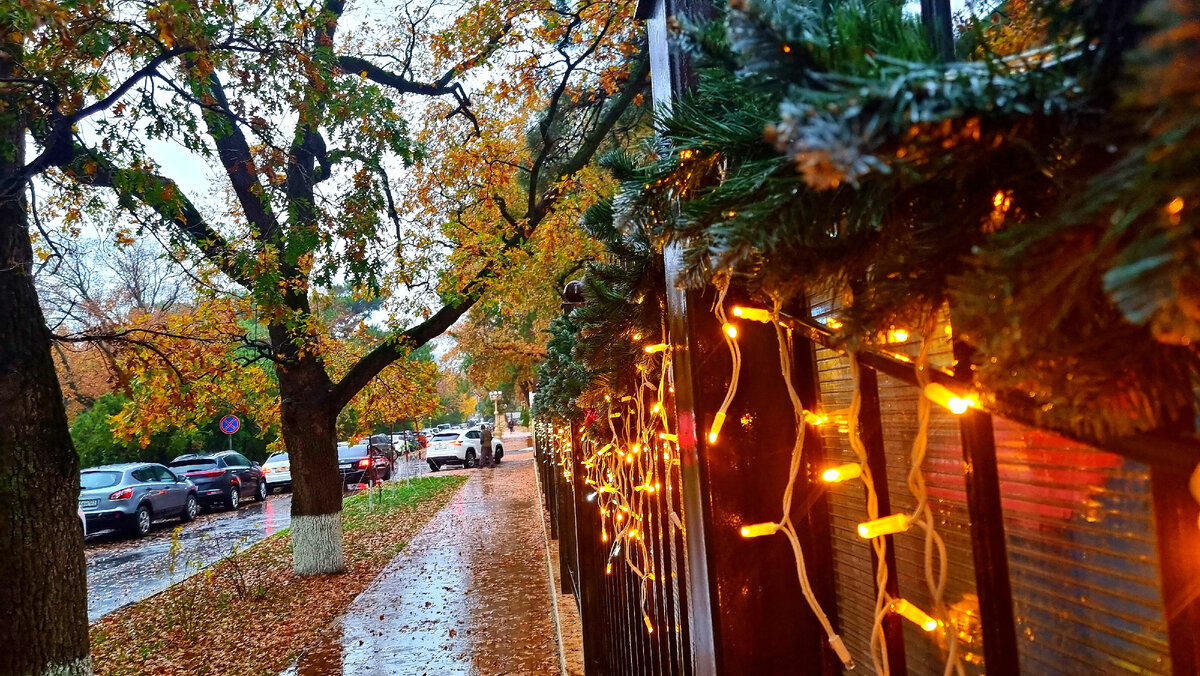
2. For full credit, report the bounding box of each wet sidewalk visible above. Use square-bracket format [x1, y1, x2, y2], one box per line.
[281, 441, 561, 675]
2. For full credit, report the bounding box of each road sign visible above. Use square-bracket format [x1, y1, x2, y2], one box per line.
[219, 415, 241, 435]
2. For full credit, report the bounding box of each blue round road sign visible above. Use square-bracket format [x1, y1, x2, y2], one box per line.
[219, 415, 241, 435]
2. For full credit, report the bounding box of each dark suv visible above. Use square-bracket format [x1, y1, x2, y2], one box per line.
[168, 451, 267, 510]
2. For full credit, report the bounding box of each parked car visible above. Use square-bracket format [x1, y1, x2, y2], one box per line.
[262, 452, 291, 492]
[78, 463, 199, 538]
[426, 427, 504, 471]
[338, 443, 391, 487]
[368, 434, 397, 461]
[168, 451, 267, 510]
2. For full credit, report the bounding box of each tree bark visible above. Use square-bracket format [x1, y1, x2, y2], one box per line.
[276, 354, 344, 575]
[0, 37, 92, 676]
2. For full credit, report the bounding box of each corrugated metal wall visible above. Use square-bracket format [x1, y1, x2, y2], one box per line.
[816, 345, 885, 673]
[993, 418, 1171, 675]
[876, 373, 985, 675]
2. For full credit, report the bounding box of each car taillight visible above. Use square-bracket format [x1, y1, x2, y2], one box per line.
[187, 470, 225, 478]
[109, 487, 133, 500]
[357, 458, 371, 468]
[449, 440, 463, 446]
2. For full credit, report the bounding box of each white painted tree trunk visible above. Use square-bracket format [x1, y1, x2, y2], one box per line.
[291, 513, 345, 575]
[39, 657, 92, 676]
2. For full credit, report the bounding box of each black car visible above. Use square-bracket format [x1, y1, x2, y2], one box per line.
[368, 434, 397, 462]
[338, 443, 392, 487]
[168, 451, 268, 510]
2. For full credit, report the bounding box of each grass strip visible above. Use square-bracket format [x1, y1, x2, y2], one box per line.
[90, 475, 468, 676]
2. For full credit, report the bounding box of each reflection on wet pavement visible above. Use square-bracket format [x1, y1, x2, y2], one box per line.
[282, 447, 559, 675]
[85, 494, 292, 621]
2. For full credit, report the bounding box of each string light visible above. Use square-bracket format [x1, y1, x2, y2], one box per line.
[643, 615, 654, 633]
[857, 513, 910, 539]
[632, 332, 642, 341]
[659, 432, 677, 442]
[708, 411, 726, 444]
[723, 322, 738, 338]
[1168, 196, 1185, 215]
[644, 343, 669, 353]
[740, 522, 778, 538]
[822, 463, 862, 483]
[923, 382, 974, 414]
[886, 328, 909, 343]
[891, 599, 939, 632]
[802, 411, 827, 426]
[731, 306, 772, 323]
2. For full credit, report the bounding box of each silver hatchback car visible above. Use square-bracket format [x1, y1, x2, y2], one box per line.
[79, 463, 199, 538]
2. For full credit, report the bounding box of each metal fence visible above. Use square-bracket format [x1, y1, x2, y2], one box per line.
[534, 289, 1199, 675]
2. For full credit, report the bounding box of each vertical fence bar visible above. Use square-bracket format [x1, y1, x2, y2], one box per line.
[858, 364, 908, 674]
[958, 409, 1020, 674]
[1151, 462, 1200, 675]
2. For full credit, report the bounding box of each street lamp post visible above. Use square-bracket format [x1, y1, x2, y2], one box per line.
[489, 390, 507, 437]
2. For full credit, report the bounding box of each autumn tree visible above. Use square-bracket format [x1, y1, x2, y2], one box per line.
[0, 1, 264, 671]
[37, 236, 192, 413]
[54, 0, 647, 576]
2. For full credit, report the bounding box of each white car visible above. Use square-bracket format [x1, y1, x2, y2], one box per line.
[426, 427, 504, 470]
[262, 452, 291, 492]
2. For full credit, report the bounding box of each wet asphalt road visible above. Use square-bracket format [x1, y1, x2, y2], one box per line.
[85, 492, 293, 621]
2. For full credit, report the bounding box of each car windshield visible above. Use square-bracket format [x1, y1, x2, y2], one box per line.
[265, 453, 289, 464]
[432, 433, 460, 442]
[338, 444, 370, 458]
[169, 458, 217, 473]
[80, 471, 122, 490]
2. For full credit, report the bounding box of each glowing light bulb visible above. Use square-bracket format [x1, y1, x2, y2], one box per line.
[886, 328, 909, 343]
[731, 306, 772, 323]
[924, 383, 975, 414]
[632, 332, 642, 341]
[651, 403, 661, 414]
[891, 599, 939, 632]
[632, 444, 641, 453]
[825, 317, 843, 329]
[643, 615, 654, 633]
[644, 343, 668, 354]
[723, 323, 738, 338]
[708, 411, 726, 444]
[857, 513, 910, 539]
[822, 463, 862, 483]
[606, 563, 612, 575]
[659, 432, 677, 442]
[802, 411, 827, 426]
[740, 522, 778, 538]
[1168, 197, 1185, 215]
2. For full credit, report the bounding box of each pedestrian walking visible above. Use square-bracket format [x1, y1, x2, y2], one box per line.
[480, 424, 494, 468]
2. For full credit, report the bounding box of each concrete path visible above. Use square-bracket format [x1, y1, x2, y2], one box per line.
[281, 443, 560, 675]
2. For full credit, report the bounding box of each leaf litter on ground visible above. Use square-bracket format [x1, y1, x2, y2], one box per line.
[89, 476, 468, 676]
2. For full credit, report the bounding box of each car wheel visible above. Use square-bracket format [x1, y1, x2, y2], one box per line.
[131, 504, 152, 538]
[256, 479, 268, 502]
[463, 450, 477, 468]
[226, 485, 240, 510]
[383, 468, 392, 481]
[180, 494, 199, 523]
[427, 459, 440, 472]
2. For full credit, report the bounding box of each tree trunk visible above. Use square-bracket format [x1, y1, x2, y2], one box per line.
[0, 37, 92, 676]
[277, 356, 344, 575]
